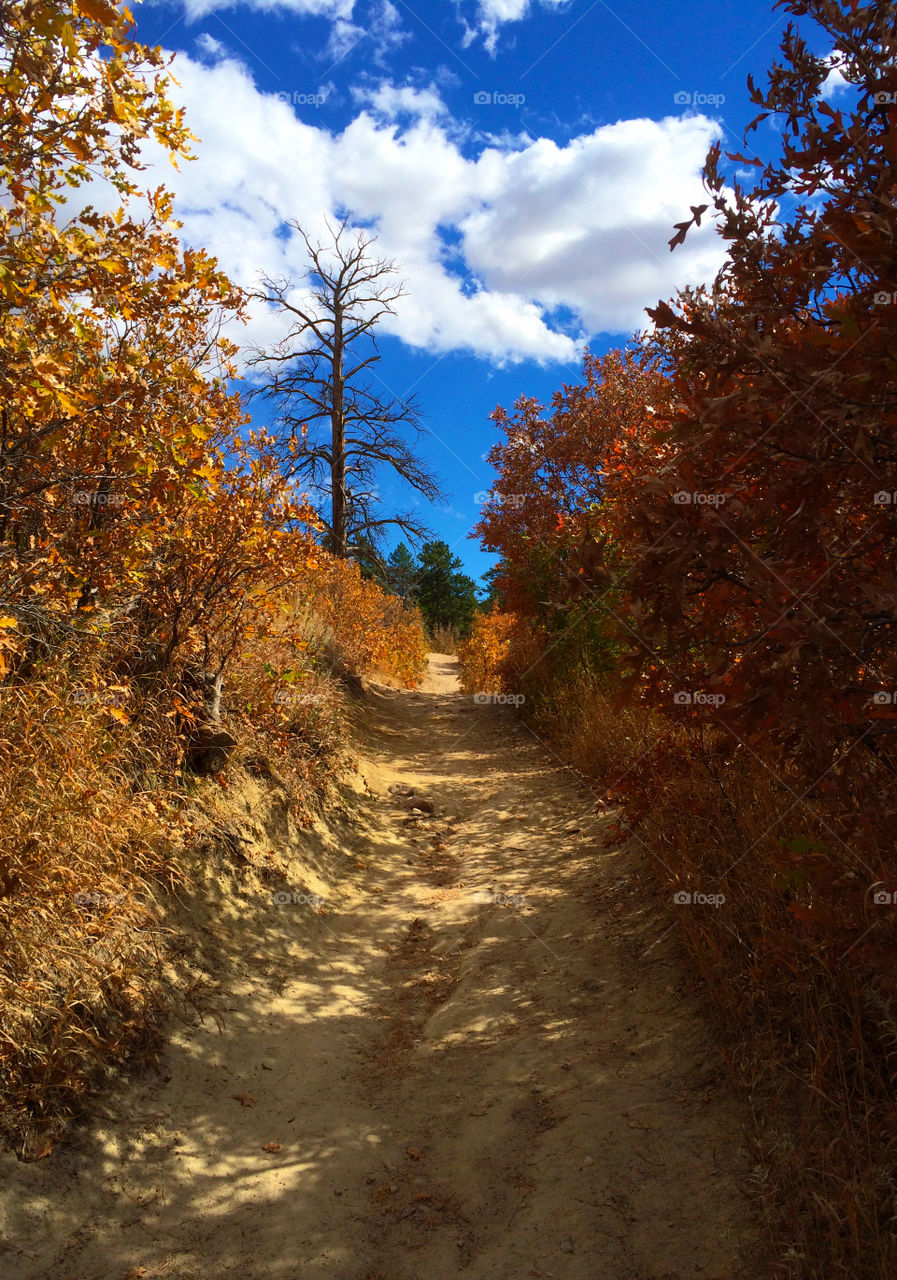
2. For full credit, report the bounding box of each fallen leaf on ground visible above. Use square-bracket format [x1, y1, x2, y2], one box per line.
[232, 1093, 256, 1107]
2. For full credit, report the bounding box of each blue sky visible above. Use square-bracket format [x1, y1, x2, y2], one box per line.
[125, 0, 836, 584]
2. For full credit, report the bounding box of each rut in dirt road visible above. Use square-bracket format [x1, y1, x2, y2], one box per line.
[1, 654, 769, 1280]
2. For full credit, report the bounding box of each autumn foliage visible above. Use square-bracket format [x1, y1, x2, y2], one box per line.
[457, 608, 521, 695]
[463, 3, 897, 1275]
[0, 0, 425, 1154]
[300, 554, 427, 689]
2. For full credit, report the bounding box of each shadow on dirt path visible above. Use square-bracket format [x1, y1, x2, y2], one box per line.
[0, 654, 769, 1280]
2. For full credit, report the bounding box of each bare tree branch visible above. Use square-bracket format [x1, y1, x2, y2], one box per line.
[247, 217, 443, 557]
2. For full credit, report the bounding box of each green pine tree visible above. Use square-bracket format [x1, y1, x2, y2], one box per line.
[415, 541, 478, 638]
[385, 542, 419, 599]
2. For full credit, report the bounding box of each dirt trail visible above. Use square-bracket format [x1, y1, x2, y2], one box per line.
[1, 655, 767, 1279]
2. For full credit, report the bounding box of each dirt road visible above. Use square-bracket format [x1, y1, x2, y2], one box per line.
[0, 655, 767, 1279]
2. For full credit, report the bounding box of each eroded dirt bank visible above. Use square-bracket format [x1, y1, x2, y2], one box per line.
[0, 654, 768, 1279]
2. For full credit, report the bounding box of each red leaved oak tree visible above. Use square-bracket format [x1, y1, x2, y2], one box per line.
[475, 348, 669, 618]
[615, 0, 897, 824]
[463, 5, 897, 1274]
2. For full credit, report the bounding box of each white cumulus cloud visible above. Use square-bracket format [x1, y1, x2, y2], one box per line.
[123, 50, 727, 366]
[350, 79, 448, 121]
[466, 0, 571, 55]
[157, 0, 575, 55]
[325, 0, 409, 66]
[181, 0, 351, 23]
[820, 52, 851, 98]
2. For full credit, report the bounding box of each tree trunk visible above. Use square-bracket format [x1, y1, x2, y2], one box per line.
[330, 302, 347, 557]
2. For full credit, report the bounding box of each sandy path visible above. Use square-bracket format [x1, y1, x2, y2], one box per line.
[0, 654, 767, 1279]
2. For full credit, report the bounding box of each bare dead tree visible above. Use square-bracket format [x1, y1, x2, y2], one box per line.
[248, 217, 443, 559]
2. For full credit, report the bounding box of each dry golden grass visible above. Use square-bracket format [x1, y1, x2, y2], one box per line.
[298, 557, 428, 688]
[227, 627, 350, 811]
[526, 668, 897, 1280]
[426, 624, 461, 655]
[0, 663, 186, 1157]
[0, 608, 358, 1157]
